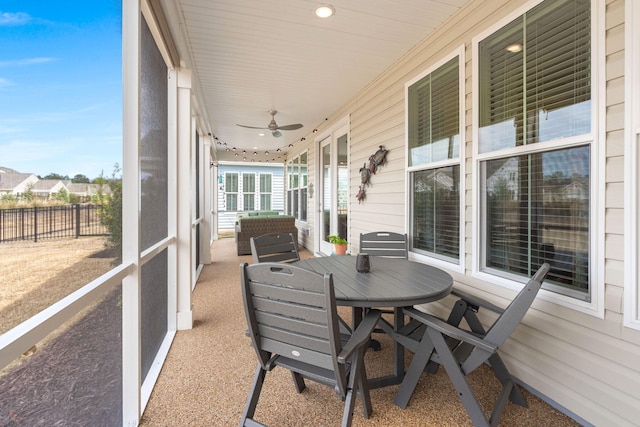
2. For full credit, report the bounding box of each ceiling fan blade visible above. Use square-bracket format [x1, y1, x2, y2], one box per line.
[272, 130, 282, 138]
[277, 124, 303, 131]
[236, 124, 268, 129]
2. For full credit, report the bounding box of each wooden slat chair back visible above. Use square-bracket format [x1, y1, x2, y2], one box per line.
[240, 262, 380, 427]
[250, 232, 299, 264]
[358, 232, 408, 348]
[393, 263, 551, 427]
[359, 231, 408, 259]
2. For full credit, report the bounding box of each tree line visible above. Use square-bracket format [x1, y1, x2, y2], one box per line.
[39, 173, 109, 184]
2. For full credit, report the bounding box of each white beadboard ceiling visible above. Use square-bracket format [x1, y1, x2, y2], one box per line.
[161, 0, 471, 163]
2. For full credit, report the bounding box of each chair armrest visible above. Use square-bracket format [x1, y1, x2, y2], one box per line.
[451, 288, 505, 315]
[404, 307, 496, 354]
[338, 309, 381, 363]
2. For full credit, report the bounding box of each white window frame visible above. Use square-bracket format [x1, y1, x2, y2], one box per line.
[471, 0, 604, 316]
[286, 152, 308, 222]
[242, 172, 256, 211]
[299, 151, 309, 222]
[625, 0, 640, 330]
[404, 47, 466, 274]
[224, 172, 238, 211]
[259, 173, 273, 211]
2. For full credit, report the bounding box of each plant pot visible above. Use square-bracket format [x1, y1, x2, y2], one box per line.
[333, 243, 348, 255]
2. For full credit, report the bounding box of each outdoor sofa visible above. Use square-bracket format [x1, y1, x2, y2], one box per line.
[235, 213, 298, 255]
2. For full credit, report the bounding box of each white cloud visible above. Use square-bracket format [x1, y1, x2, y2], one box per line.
[0, 77, 14, 87]
[0, 57, 56, 68]
[0, 11, 31, 26]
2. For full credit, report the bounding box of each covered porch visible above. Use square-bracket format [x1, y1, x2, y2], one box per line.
[139, 238, 578, 426]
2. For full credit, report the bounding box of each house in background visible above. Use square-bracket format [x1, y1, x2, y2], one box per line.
[0, 166, 110, 201]
[0, 170, 38, 197]
[31, 179, 67, 199]
[216, 162, 285, 230]
[65, 183, 111, 201]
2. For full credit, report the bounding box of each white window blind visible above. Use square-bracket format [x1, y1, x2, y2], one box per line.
[479, 0, 591, 153]
[408, 57, 460, 166]
[259, 174, 271, 210]
[225, 173, 238, 211]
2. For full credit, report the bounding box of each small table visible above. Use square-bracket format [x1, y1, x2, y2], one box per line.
[295, 255, 453, 388]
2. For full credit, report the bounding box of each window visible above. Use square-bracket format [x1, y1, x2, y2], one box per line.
[242, 173, 255, 211]
[225, 172, 238, 211]
[407, 53, 463, 264]
[259, 173, 272, 210]
[476, 0, 592, 301]
[286, 152, 308, 221]
[300, 152, 308, 221]
[286, 162, 293, 216]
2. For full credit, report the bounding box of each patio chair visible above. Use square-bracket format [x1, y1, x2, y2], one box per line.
[250, 232, 299, 264]
[393, 263, 551, 427]
[239, 262, 381, 427]
[359, 231, 408, 349]
[359, 231, 408, 259]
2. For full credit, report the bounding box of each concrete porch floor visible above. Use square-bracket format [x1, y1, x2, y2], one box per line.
[140, 237, 581, 426]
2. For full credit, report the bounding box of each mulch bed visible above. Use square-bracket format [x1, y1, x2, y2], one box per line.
[0, 287, 122, 426]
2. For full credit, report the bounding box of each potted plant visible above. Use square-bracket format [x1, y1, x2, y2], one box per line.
[327, 235, 348, 255]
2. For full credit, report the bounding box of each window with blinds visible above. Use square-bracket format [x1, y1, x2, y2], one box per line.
[407, 55, 461, 262]
[225, 172, 238, 211]
[412, 166, 460, 259]
[242, 173, 255, 211]
[408, 57, 460, 166]
[478, 0, 592, 301]
[286, 154, 308, 221]
[478, 0, 591, 153]
[300, 152, 308, 221]
[259, 173, 272, 210]
[483, 146, 590, 298]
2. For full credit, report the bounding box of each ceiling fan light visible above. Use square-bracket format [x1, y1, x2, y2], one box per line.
[314, 4, 335, 18]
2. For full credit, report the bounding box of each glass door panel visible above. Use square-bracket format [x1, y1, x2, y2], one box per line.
[318, 124, 349, 255]
[320, 139, 332, 254]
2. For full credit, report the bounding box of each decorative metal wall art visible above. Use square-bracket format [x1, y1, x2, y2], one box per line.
[356, 145, 388, 203]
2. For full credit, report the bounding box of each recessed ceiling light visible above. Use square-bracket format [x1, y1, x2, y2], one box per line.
[314, 4, 335, 18]
[258, 133, 265, 136]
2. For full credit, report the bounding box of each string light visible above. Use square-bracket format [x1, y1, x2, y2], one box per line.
[211, 117, 328, 162]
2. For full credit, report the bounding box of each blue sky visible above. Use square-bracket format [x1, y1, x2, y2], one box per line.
[0, 1, 122, 180]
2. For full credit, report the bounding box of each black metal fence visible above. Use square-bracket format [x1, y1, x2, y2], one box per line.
[0, 204, 109, 243]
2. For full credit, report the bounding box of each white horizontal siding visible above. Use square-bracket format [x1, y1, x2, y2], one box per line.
[216, 163, 285, 230]
[292, 0, 640, 425]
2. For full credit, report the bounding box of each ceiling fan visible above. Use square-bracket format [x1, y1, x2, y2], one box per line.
[236, 110, 303, 137]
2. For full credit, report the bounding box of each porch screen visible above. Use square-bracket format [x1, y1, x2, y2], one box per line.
[140, 15, 169, 383]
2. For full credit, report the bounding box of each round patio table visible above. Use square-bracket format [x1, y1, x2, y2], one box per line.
[295, 255, 453, 388]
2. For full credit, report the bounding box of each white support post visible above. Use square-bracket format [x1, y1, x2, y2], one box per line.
[122, 1, 142, 425]
[167, 68, 178, 332]
[176, 67, 193, 330]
